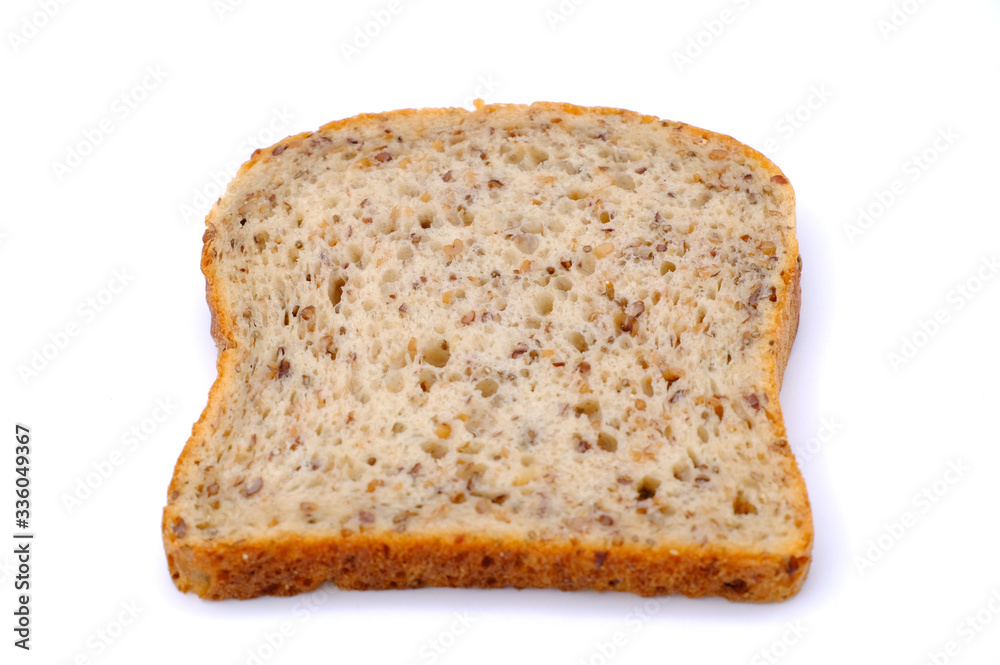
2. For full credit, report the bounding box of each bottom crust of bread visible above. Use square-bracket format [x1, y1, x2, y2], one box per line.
[165, 531, 811, 603]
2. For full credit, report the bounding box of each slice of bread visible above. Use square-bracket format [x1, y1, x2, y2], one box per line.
[163, 102, 811, 602]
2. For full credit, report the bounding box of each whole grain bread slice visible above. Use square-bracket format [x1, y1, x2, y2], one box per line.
[163, 101, 811, 602]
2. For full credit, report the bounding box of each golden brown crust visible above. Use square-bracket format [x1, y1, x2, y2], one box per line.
[164, 102, 811, 602]
[167, 532, 810, 602]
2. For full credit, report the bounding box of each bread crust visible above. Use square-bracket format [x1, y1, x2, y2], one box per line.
[163, 102, 811, 602]
[167, 531, 809, 602]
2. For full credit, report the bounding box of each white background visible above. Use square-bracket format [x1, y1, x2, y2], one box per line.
[2, 0, 1000, 663]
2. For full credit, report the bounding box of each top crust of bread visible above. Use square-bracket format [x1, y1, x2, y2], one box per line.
[163, 102, 811, 602]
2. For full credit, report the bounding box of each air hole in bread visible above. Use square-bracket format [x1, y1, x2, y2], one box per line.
[422, 340, 451, 368]
[637, 476, 661, 500]
[328, 277, 346, 308]
[597, 432, 617, 452]
[421, 441, 448, 460]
